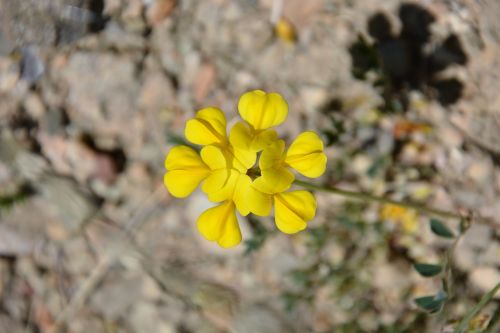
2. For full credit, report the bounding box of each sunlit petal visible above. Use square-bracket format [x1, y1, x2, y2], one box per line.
[196, 201, 242, 248]
[246, 184, 273, 216]
[229, 122, 278, 152]
[165, 145, 206, 170]
[231, 146, 257, 172]
[238, 90, 288, 130]
[259, 140, 285, 170]
[202, 168, 239, 202]
[164, 146, 210, 198]
[253, 167, 294, 194]
[164, 170, 209, 198]
[232, 174, 252, 216]
[185, 107, 227, 145]
[274, 191, 316, 234]
[285, 131, 327, 178]
[200, 145, 230, 170]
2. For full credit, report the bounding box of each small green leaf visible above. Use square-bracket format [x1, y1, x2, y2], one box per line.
[430, 218, 455, 238]
[415, 293, 446, 313]
[414, 263, 443, 277]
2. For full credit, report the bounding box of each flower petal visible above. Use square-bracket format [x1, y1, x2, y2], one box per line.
[231, 146, 257, 172]
[274, 191, 316, 234]
[185, 107, 227, 145]
[253, 167, 294, 194]
[233, 174, 252, 216]
[196, 201, 242, 248]
[285, 131, 327, 178]
[259, 140, 285, 170]
[164, 170, 210, 198]
[246, 185, 273, 216]
[165, 145, 207, 171]
[164, 146, 210, 198]
[238, 90, 288, 130]
[202, 168, 239, 202]
[229, 122, 278, 152]
[200, 145, 230, 170]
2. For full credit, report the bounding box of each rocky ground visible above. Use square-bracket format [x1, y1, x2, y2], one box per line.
[0, 0, 499, 332]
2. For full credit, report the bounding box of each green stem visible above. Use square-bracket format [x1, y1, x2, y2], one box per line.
[294, 180, 461, 220]
[454, 282, 500, 333]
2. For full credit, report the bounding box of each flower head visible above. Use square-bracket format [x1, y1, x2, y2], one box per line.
[164, 90, 327, 248]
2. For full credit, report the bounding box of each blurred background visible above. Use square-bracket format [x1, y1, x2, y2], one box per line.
[0, 0, 499, 332]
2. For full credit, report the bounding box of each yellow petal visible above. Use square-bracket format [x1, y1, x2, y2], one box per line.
[200, 143, 256, 173]
[196, 201, 242, 248]
[253, 167, 294, 194]
[274, 191, 316, 234]
[165, 145, 207, 171]
[238, 90, 288, 130]
[229, 122, 278, 152]
[259, 140, 285, 170]
[164, 146, 210, 198]
[246, 184, 273, 216]
[164, 170, 210, 198]
[275, 17, 297, 43]
[200, 145, 230, 170]
[233, 174, 252, 216]
[202, 169, 239, 202]
[185, 107, 227, 145]
[231, 146, 257, 172]
[285, 131, 327, 178]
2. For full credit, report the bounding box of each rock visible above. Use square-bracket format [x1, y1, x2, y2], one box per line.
[0, 57, 19, 93]
[0, 198, 61, 256]
[146, 0, 176, 26]
[129, 301, 176, 333]
[59, 52, 140, 124]
[23, 92, 46, 120]
[469, 267, 500, 299]
[0, 314, 24, 333]
[67, 314, 106, 333]
[90, 272, 143, 320]
[139, 69, 175, 113]
[35, 175, 99, 235]
[57, 51, 145, 155]
[231, 303, 297, 333]
[462, 224, 492, 250]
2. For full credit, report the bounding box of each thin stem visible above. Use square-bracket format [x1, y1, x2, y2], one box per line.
[294, 180, 462, 220]
[454, 282, 500, 333]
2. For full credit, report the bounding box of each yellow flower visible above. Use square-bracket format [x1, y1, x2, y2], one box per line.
[238, 90, 288, 130]
[253, 131, 327, 194]
[380, 204, 418, 234]
[275, 17, 297, 44]
[164, 91, 327, 248]
[229, 90, 288, 152]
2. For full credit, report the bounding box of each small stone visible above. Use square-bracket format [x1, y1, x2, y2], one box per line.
[0, 57, 19, 93]
[23, 92, 46, 120]
[469, 267, 500, 299]
[90, 273, 143, 320]
[129, 301, 176, 333]
[139, 71, 175, 112]
[467, 161, 492, 184]
[146, 0, 176, 26]
[300, 87, 329, 113]
[462, 224, 492, 250]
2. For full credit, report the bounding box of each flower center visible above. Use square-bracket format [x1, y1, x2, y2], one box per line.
[246, 166, 261, 179]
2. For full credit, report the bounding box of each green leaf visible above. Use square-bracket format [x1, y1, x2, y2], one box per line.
[430, 218, 455, 238]
[415, 293, 447, 313]
[414, 263, 443, 277]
